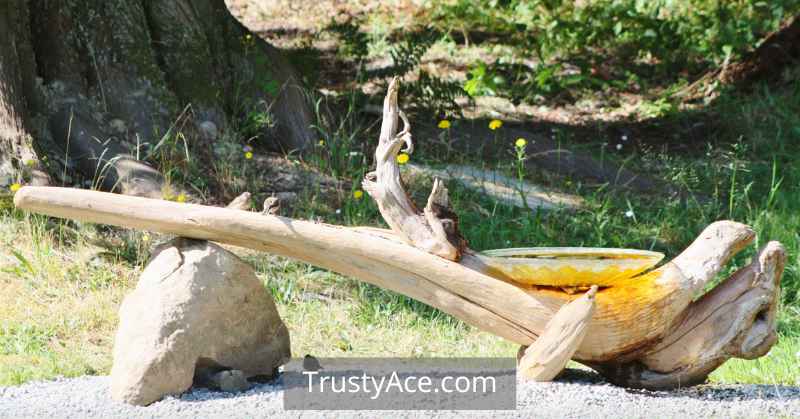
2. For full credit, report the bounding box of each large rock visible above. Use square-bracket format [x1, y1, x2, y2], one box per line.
[110, 238, 290, 406]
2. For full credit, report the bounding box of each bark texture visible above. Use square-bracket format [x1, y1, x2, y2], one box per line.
[1, 0, 312, 195]
[678, 14, 800, 101]
[0, 0, 48, 186]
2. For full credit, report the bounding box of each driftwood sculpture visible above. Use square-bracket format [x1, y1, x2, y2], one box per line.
[13, 78, 785, 389]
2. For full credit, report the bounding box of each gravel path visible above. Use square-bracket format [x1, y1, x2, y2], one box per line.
[2, 370, 799, 418]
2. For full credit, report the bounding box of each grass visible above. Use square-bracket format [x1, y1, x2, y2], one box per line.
[711, 336, 800, 386]
[0, 213, 135, 385]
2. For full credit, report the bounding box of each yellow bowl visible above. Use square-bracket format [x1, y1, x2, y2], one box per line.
[477, 247, 664, 287]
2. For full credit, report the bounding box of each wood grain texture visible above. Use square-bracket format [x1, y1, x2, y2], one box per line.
[590, 241, 785, 388]
[14, 186, 771, 371]
[361, 77, 463, 261]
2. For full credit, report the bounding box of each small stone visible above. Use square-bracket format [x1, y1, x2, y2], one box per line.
[198, 121, 218, 141]
[207, 370, 251, 393]
[109, 119, 127, 134]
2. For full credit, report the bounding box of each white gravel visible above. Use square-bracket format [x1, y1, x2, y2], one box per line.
[1, 370, 799, 418]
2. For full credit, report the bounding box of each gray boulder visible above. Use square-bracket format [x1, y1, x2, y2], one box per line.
[110, 238, 290, 406]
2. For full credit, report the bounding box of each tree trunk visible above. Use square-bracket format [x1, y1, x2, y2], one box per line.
[677, 14, 800, 101]
[717, 14, 800, 87]
[1, 0, 313, 195]
[0, 0, 48, 187]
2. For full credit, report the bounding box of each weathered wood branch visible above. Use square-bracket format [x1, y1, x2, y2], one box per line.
[13, 186, 783, 387]
[518, 285, 597, 381]
[14, 186, 544, 346]
[362, 77, 465, 261]
[226, 192, 252, 210]
[590, 241, 785, 388]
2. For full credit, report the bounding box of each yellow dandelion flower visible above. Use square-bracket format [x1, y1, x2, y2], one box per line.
[245, 34, 253, 41]
[353, 190, 364, 200]
[318, 140, 325, 146]
[438, 119, 451, 129]
[141, 233, 151, 242]
[245, 151, 253, 159]
[489, 119, 503, 130]
[396, 153, 410, 164]
[9, 183, 21, 192]
[515, 138, 527, 148]
[176, 193, 187, 203]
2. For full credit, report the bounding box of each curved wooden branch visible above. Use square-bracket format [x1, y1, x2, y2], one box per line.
[14, 186, 544, 346]
[13, 188, 783, 388]
[669, 220, 756, 294]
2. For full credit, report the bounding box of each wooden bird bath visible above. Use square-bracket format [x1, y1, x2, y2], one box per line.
[13, 78, 785, 389]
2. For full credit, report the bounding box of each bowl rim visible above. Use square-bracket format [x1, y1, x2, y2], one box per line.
[479, 247, 665, 261]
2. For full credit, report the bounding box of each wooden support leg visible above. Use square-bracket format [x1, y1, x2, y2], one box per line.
[518, 286, 598, 381]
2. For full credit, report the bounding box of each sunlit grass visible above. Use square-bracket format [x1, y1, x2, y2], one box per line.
[711, 336, 800, 386]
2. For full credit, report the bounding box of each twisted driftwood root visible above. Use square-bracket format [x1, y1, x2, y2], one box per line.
[591, 241, 786, 388]
[12, 79, 786, 390]
[362, 77, 465, 261]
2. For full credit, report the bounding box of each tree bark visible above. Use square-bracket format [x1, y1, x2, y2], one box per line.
[1, 0, 313, 195]
[0, 0, 48, 187]
[677, 14, 800, 101]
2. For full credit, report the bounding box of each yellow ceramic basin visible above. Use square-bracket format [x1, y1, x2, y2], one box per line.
[477, 247, 664, 287]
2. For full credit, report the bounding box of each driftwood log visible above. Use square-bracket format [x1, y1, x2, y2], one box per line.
[13, 79, 785, 389]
